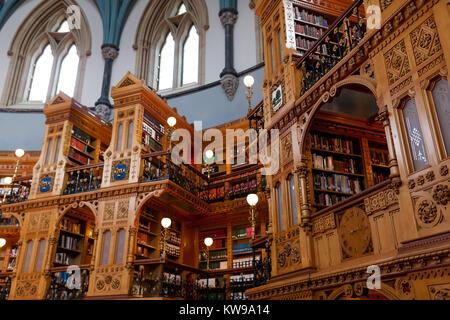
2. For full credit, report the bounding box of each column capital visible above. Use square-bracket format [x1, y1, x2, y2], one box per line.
[295, 162, 309, 178]
[220, 73, 239, 101]
[101, 44, 119, 60]
[219, 9, 238, 27]
[375, 106, 390, 124]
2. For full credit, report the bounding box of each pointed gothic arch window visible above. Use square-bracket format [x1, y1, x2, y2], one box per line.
[56, 44, 80, 97]
[177, 3, 187, 15]
[28, 44, 54, 102]
[134, 0, 209, 92]
[182, 25, 199, 86]
[1, 1, 91, 108]
[158, 33, 175, 90]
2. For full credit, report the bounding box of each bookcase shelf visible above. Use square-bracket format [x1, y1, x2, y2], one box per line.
[55, 213, 95, 266]
[67, 125, 105, 165]
[136, 206, 159, 259]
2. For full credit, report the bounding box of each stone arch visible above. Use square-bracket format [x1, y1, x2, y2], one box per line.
[56, 201, 98, 227]
[296, 75, 379, 163]
[133, 0, 209, 87]
[134, 190, 164, 222]
[1, 0, 92, 107]
[2, 211, 25, 227]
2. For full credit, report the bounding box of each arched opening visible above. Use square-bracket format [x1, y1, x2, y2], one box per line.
[131, 197, 191, 298]
[53, 206, 96, 267]
[303, 84, 389, 211]
[0, 216, 20, 273]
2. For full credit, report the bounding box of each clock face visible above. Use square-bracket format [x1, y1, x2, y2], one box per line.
[338, 207, 372, 258]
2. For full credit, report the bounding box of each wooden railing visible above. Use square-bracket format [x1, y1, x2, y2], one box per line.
[0, 273, 12, 300]
[46, 265, 90, 300]
[6, 176, 32, 204]
[298, 0, 366, 95]
[63, 163, 104, 195]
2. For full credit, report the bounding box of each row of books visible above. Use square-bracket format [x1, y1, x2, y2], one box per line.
[135, 245, 151, 258]
[142, 131, 162, 151]
[71, 126, 91, 145]
[167, 230, 181, 245]
[230, 274, 254, 284]
[58, 235, 79, 251]
[138, 220, 156, 233]
[144, 113, 165, 134]
[370, 150, 389, 165]
[55, 252, 70, 265]
[313, 173, 362, 194]
[200, 186, 225, 201]
[60, 219, 82, 234]
[161, 242, 180, 257]
[228, 180, 257, 196]
[295, 23, 324, 38]
[296, 37, 317, 51]
[7, 259, 16, 271]
[69, 148, 89, 165]
[200, 228, 227, 240]
[294, 8, 328, 27]
[232, 242, 251, 254]
[232, 257, 258, 269]
[232, 227, 253, 239]
[373, 171, 389, 185]
[70, 137, 93, 153]
[207, 249, 227, 261]
[316, 193, 347, 207]
[310, 133, 356, 154]
[142, 121, 162, 142]
[230, 292, 248, 300]
[312, 154, 358, 173]
[199, 261, 226, 270]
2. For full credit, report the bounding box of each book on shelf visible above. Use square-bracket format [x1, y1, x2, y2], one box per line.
[71, 126, 91, 145]
[312, 154, 358, 173]
[316, 193, 347, 207]
[232, 242, 251, 254]
[373, 171, 389, 184]
[232, 227, 253, 239]
[55, 252, 70, 265]
[69, 148, 89, 165]
[294, 7, 328, 27]
[295, 23, 324, 38]
[370, 149, 389, 166]
[313, 173, 362, 194]
[60, 219, 82, 234]
[59, 235, 79, 251]
[232, 256, 260, 269]
[310, 133, 355, 154]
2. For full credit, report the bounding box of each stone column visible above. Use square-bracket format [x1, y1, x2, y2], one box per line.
[95, 44, 119, 120]
[376, 106, 401, 191]
[219, 8, 239, 101]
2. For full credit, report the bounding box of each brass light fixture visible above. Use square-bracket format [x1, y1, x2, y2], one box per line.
[246, 193, 259, 240]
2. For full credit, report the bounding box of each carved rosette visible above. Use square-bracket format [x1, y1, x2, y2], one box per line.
[432, 184, 449, 206]
[415, 198, 441, 228]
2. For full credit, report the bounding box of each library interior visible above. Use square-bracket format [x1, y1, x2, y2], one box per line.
[0, 0, 449, 300]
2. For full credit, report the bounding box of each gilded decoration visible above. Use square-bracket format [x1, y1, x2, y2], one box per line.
[384, 40, 411, 85]
[111, 159, 131, 181]
[409, 16, 441, 66]
[364, 188, 398, 215]
[104, 202, 115, 221]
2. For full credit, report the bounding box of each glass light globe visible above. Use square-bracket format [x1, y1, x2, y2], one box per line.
[4, 177, 12, 185]
[247, 193, 259, 206]
[15, 149, 25, 158]
[204, 237, 213, 247]
[0, 238, 6, 248]
[243, 75, 255, 88]
[161, 217, 172, 229]
[205, 149, 214, 160]
[167, 117, 177, 127]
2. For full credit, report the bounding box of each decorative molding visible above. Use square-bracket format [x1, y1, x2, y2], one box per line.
[409, 15, 441, 66]
[384, 39, 411, 86]
[312, 213, 335, 235]
[364, 188, 399, 215]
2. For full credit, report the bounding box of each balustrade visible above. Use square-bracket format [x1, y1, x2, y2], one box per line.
[0, 275, 11, 300]
[46, 266, 90, 300]
[63, 164, 103, 195]
[299, 0, 366, 95]
[6, 176, 31, 204]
